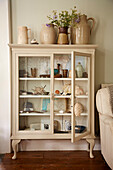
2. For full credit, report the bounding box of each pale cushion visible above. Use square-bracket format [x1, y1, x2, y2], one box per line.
[99, 113, 113, 169]
[96, 87, 113, 117]
[96, 85, 113, 169]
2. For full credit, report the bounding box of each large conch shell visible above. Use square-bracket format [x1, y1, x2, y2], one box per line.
[75, 102, 84, 116]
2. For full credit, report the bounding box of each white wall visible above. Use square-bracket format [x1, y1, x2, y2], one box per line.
[0, 0, 10, 153]
[11, 0, 113, 90]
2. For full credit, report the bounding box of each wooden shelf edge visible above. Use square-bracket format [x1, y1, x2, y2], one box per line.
[9, 44, 98, 49]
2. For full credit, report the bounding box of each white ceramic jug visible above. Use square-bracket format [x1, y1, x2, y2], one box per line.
[18, 26, 31, 44]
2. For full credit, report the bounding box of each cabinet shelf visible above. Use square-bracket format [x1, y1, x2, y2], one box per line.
[55, 113, 71, 116]
[19, 112, 88, 116]
[19, 113, 50, 116]
[55, 78, 88, 81]
[19, 95, 88, 99]
[75, 95, 88, 99]
[19, 77, 88, 81]
[19, 113, 72, 116]
[55, 78, 71, 81]
[75, 78, 88, 81]
[54, 95, 71, 99]
[19, 95, 50, 98]
[80, 113, 88, 116]
[19, 78, 51, 81]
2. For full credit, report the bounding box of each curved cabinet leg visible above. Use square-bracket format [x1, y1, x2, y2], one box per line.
[12, 139, 21, 159]
[87, 142, 90, 152]
[86, 139, 95, 158]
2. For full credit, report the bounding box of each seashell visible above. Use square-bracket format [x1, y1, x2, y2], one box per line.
[65, 120, 71, 131]
[75, 102, 84, 116]
[62, 84, 84, 96]
[55, 90, 60, 94]
[75, 85, 84, 95]
[63, 84, 71, 94]
[86, 91, 88, 95]
[32, 85, 46, 95]
[30, 39, 38, 44]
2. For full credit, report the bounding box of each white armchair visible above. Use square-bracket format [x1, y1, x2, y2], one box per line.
[96, 84, 113, 169]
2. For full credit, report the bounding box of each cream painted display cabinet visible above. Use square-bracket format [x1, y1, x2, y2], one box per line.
[9, 44, 97, 159]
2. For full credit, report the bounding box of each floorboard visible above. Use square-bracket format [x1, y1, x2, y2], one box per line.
[0, 151, 111, 170]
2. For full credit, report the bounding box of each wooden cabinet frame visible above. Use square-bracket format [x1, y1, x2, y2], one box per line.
[9, 44, 97, 159]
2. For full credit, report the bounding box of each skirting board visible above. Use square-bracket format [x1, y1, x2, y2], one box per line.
[19, 139, 100, 151]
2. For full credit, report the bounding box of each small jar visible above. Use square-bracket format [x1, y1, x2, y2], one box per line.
[62, 69, 68, 78]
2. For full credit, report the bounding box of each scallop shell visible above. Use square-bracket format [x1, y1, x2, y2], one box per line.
[75, 102, 84, 116]
[75, 85, 84, 95]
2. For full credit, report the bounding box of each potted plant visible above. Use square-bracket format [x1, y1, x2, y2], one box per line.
[47, 6, 80, 44]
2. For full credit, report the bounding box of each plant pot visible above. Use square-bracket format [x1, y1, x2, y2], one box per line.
[57, 27, 69, 44]
[40, 24, 57, 44]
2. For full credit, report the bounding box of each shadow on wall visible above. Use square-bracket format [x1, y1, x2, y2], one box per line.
[90, 15, 106, 91]
[90, 16, 106, 136]
[95, 48, 105, 136]
[95, 49, 105, 90]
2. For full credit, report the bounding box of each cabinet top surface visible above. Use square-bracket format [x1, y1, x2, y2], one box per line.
[9, 44, 98, 49]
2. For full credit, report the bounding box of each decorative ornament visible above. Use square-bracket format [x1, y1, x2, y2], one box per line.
[55, 90, 60, 94]
[62, 84, 84, 95]
[32, 85, 46, 95]
[30, 39, 38, 44]
[62, 84, 71, 95]
[75, 85, 84, 95]
[75, 102, 84, 116]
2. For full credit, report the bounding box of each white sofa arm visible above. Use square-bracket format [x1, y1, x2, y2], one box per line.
[96, 88, 113, 117]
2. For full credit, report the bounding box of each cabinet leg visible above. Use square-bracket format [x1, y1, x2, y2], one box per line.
[86, 139, 95, 158]
[12, 140, 21, 159]
[87, 143, 90, 152]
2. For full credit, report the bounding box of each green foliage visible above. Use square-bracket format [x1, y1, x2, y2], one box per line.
[47, 6, 80, 28]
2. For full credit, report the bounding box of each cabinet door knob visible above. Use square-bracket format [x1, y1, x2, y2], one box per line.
[51, 93, 54, 100]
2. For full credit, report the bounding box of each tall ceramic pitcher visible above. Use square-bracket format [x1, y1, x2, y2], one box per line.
[18, 26, 31, 44]
[76, 14, 95, 44]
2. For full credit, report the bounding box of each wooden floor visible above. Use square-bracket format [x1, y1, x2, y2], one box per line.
[0, 151, 110, 170]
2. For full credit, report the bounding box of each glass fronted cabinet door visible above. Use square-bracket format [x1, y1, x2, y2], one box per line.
[52, 53, 72, 135]
[71, 51, 91, 143]
[18, 54, 52, 134]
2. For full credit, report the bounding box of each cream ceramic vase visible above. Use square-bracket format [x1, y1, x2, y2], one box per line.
[40, 24, 56, 44]
[18, 26, 31, 44]
[72, 15, 95, 44]
[76, 62, 83, 78]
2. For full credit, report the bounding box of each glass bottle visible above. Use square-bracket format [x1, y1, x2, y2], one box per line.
[76, 62, 83, 78]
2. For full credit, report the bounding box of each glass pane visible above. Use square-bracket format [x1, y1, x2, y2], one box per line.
[53, 54, 71, 134]
[19, 56, 51, 131]
[75, 55, 90, 137]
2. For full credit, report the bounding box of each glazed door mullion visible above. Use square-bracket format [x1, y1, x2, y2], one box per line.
[71, 51, 75, 143]
[50, 53, 54, 134]
[15, 54, 19, 134]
